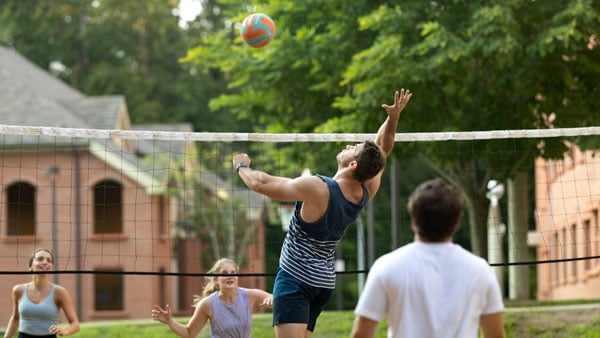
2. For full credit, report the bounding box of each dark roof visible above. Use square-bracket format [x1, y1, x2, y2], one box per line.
[0, 45, 175, 189]
[0, 45, 121, 129]
[64, 96, 125, 129]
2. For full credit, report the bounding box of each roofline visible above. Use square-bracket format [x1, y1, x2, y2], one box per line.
[89, 141, 164, 195]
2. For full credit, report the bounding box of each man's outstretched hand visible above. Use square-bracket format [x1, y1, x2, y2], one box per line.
[381, 88, 412, 120]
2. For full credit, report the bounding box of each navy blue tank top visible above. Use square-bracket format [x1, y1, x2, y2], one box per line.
[279, 174, 368, 288]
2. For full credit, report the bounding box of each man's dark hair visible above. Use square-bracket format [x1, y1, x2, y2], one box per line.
[353, 140, 385, 183]
[407, 178, 463, 241]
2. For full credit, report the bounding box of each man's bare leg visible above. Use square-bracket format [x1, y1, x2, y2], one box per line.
[275, 323, 312, 338]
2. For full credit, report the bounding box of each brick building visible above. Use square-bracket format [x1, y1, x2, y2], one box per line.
[535, 144, 600, 300]
[0, 45, 268, 323]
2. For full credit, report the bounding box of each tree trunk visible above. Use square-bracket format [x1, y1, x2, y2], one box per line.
[463, 190, 489, 259]
[508, 170, 530, 300]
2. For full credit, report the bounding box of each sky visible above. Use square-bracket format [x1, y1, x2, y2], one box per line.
[178, 0, 203, 25]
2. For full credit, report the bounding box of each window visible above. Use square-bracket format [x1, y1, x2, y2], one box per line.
[158, 195, 166, 235]
[550, 232, 557, 285]
[7, 182, 36, 236]
[571, 223, 577, 278]
[159, 268, 166, 307]
[562, 229, 568, 282]
[595, 209, 600, 269]
[94, 180, 123, 234]
[94, 270, 123, 311]
[584, 219, 591, 270]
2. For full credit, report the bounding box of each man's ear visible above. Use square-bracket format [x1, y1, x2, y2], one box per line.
[410, 219, 417, 232]
[349, 160, 358, 169]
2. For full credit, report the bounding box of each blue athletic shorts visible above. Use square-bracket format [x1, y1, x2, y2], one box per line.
[272, 267, 334, 332]
[19, 333, 56, 338]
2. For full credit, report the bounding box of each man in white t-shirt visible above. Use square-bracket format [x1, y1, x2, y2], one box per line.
[351, 178, 505, 338]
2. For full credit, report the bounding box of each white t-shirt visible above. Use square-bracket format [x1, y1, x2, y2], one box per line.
[354, 242, 504, 338]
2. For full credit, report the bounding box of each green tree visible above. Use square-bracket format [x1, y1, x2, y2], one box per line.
[4, 0, 599, 305]
[0, 0, 236, 131]
[167, 150, 261, 267]
[183, 0, 600, 260]
[338, 1, 600, 259]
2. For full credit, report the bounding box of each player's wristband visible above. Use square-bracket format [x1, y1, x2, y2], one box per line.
[236, 162, 248, 173]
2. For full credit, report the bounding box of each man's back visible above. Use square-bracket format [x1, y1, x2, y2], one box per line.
[354, 242, 504, 338]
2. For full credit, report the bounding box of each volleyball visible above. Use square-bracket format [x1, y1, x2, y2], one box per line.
[241, 13, 276, 48]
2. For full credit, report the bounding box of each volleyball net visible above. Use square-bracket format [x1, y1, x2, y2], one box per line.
[0, 124, 599, 282]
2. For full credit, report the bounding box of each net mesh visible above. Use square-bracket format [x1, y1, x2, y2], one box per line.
[0, 125, 599, 283]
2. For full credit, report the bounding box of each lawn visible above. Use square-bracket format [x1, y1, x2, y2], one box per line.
[77, 305, 600, 338]
[77, 311, 381, 338]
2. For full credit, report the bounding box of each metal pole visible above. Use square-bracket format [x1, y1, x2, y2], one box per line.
[367, 202, 375, 265]
[486, 180, 505, 296]
[335, 246, 344, 310]
[356, 216, 365, 294]
[73, 151, 82, 315]
[508, 172, 530, 300]
[390, 160, 398, 249]
[52, 177, 57, 277]
[45, 166, 59, 284]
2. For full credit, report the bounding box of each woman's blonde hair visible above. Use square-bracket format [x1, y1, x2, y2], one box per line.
[192, 258, 238, 307]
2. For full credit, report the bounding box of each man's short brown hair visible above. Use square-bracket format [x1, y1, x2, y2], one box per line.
[353, 141, 385, 183]
[407, 178, 464, 241]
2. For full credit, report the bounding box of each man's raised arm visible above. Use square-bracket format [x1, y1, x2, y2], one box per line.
[375, 88, 412, 158]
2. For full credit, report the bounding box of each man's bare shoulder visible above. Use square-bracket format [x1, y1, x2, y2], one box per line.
[296, 175, 329, 197]
[296, 176, 330, 222]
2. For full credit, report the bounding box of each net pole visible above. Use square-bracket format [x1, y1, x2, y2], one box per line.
[356, 216, 366, 294]
[390, 160, 399, 249]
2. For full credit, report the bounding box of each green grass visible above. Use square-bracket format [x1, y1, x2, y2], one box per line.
[77, 312, 386, 338]
[76, 308, 600, 338]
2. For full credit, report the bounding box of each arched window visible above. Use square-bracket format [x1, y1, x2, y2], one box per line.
[94, 180, 123, 234]
[7, 182, 36, 236]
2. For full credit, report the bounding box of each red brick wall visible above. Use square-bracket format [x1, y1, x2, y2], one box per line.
[0, 151, 174, 322]
[535, 147, 600, 300]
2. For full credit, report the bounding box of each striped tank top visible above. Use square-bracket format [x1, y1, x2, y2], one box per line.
[208, 287, 251, 338]
[18, 283, 59, 336]
[280, 174, 368, 288]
